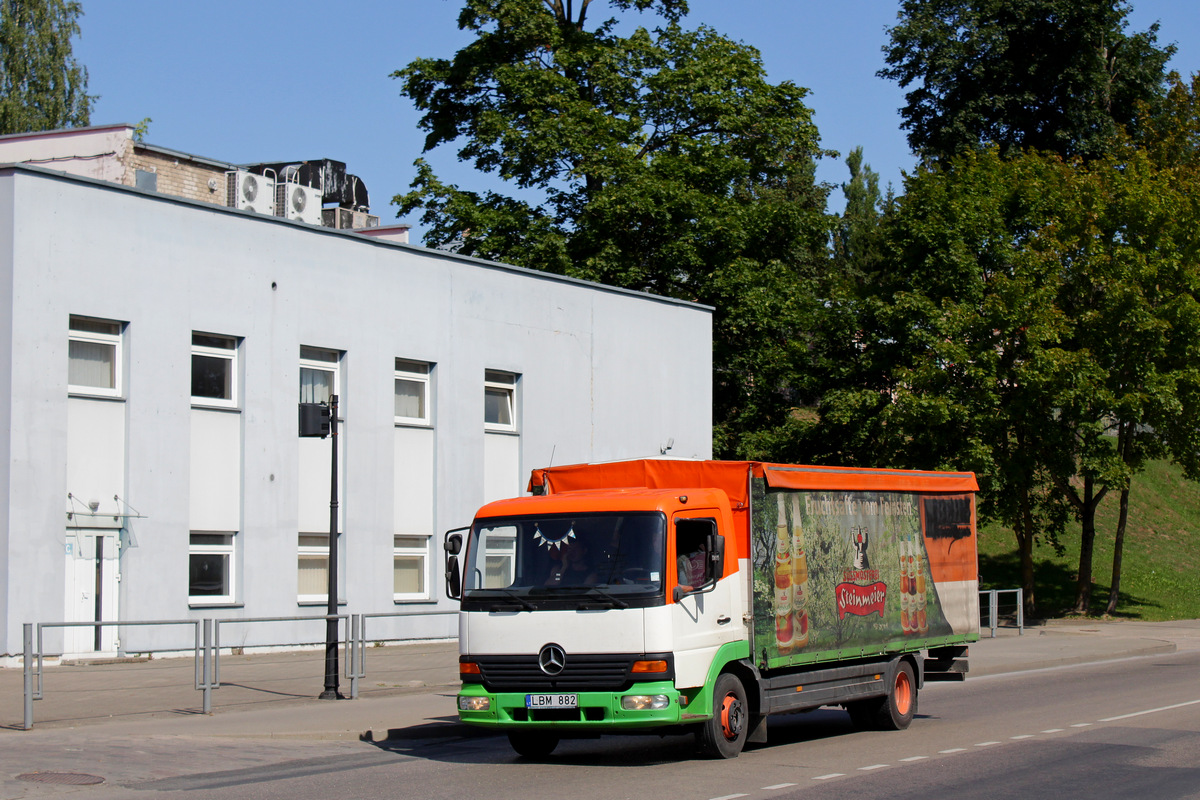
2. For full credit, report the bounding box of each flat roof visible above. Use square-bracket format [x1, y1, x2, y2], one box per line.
[0, 162, 714, 314]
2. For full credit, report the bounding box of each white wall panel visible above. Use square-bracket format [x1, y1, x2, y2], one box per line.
[483, 433, 520, 505]
[394, 426, 434, 533]
[66, 398, 125, 529]
[298, 436, 342, 532]
[189, 409, 240, 531]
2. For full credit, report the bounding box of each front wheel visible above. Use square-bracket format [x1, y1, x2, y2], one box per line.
[696, 673, 749, 759]
[507, 731, 559, 759]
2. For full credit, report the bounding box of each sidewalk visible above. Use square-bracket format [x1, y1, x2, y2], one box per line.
[3, 619, 1197, 742]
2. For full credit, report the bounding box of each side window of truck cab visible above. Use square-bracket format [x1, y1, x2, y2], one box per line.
[675, 517, 718, 590]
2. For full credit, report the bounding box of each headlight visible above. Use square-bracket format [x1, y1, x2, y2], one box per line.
[621, 694, 670, 710]
[459, 696, 491, 711]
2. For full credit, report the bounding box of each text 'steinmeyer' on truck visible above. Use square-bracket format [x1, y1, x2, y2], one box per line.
[444, 459, 980, 759]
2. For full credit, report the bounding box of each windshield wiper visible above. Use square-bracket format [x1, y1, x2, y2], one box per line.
[579, 587, 629, 610]
[485, 588, 537, 611]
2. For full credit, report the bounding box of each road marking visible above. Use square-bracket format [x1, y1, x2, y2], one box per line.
[1100, 698, 1200, 722]
[709, 794, 748, 800]
[813, 774, 844, 780]
[940, 748, 967, 753]
[1011, 735, 1035, 739]
[975, 741, 1001, 747]
[859, 764, 890, 771]
[1041, 729, 1064, 733]
[761, 784, 796, 790]
[1070, 723, 1092, 728]
[900, 756, 928, 762]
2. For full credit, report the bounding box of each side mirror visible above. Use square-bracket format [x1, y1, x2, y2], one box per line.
[708, 531, 725, 582]
[444, 529, 467, 600]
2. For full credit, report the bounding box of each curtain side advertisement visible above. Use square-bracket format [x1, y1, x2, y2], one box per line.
[750, 478, 979, 670]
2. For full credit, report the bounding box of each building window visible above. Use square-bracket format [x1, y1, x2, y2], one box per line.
[300, 346, 340, 405]
[298, 532, 334, 601]
[394, 359, 431, 425]
[189, 532, 235, 603]
[192, 333, 238, 408]
[484, 370, 517, 432]
[393, 535, 431, 601]
[69, 316, 123, 397]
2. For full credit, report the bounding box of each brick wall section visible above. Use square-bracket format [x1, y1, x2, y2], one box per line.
[127, 148, 230, 208]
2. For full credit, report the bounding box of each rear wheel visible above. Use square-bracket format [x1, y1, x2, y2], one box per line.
[507, 731, 560, 759]
[846, 659, 917, 731]
[877, 659, 917, 730]
[697, 673, 749, 759]
[846, 700, 877, 730]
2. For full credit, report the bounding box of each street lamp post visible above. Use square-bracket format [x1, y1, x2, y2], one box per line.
[299, 394, 342, 700]
[320, 394, 341, 700]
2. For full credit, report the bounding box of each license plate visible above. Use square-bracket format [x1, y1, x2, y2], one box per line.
[525, 693, 577, 709]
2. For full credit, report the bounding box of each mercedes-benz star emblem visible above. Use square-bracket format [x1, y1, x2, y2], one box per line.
[538, 643, 566, 676]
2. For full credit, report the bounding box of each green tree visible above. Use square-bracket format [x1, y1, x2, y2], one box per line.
[0, 0, 93, 134]
[879, 0, 1174, 161]
[833, 147, 887, 281]
[395, 0, 833, 456]
[824, 145, 1200, 616]
[844, 149, 1075, 616]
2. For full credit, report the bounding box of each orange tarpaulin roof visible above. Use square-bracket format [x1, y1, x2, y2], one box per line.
[531, 459, 978, 503]
[759, 464, 978, 493]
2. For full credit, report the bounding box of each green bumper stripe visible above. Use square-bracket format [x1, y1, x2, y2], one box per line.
[458, 643, 755, 729]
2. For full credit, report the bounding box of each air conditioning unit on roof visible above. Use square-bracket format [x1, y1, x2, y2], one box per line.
[226, 170, 275, 215]
[276, 182, 323, 225]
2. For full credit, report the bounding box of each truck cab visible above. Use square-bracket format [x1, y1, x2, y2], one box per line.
[448, 487, 750, 757]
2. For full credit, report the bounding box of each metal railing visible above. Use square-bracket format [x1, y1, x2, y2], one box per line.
[979, 588, 1024, 638]
[23, 619, 206, 731]
[20, 610, 457, 730]
[354, 610, 458, 699]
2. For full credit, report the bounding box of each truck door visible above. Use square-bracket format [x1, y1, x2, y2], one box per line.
[670, 512, 737, 687]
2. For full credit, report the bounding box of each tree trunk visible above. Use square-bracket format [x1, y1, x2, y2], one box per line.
[1106, 423, 1134, 617]
[1106, 484, 1130, 616]
[1018, 489, 1037, 618]
[1074, 475, 1096, 614]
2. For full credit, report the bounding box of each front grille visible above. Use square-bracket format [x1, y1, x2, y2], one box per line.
[473, 653, 669, 692]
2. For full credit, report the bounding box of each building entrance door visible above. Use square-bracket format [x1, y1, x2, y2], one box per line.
[63, 529, 120, 655]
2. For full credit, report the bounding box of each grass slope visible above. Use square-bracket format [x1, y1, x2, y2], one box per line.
[978, 459, 1200, 621]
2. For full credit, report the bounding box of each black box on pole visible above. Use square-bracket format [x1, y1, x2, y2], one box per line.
[299, 403, 331, 438]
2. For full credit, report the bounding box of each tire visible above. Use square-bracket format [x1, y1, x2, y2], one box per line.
[846, 699, 878, 730]
[876, 659, 917, 730]
[696, 672, 749, 759]
[507, 731, 560, 759]
[846, 659, 917, 731]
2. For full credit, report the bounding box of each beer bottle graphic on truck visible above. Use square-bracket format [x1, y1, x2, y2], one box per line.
[758, 485, 953, 667]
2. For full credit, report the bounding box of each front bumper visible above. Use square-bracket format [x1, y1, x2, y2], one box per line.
[457, 680, 685, 730]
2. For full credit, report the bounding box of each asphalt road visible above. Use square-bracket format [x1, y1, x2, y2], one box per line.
[10, 649, 1198, 799]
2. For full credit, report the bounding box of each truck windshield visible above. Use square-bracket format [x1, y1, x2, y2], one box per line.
[463, 512, 666, 606]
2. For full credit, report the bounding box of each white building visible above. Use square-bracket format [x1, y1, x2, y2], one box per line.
[0, 128, 712, 659]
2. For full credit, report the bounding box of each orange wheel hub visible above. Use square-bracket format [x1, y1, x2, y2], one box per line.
[894, 669, 913, 716]
[719, 693, 745, 741]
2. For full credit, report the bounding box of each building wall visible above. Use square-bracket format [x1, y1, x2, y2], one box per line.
[128, 149, 229, 207]
[0, 167, 712, 656]
[0, 174, 13, 641]
[0, 125, 132, 184]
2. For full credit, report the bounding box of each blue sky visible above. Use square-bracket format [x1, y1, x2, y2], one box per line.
[74, 1, 1200, 238]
